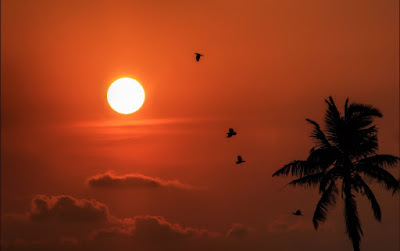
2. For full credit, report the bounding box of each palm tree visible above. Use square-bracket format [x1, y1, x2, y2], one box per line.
[272, 97, 399, 251]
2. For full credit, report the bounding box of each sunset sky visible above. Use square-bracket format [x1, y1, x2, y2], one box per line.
[1, 0, 399, 250]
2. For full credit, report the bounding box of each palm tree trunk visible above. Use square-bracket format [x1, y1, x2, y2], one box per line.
[343, 179, 363, 251]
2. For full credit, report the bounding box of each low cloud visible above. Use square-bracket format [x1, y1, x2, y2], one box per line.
[268, 214, 313, 233]
[92, 215, 218, 242]
[3, 194, 225, 251]
[226, 223, 254, 239]
[87, 172, 194, 190]
[29, 194, 110, 222]
[132, 215, 217, 240]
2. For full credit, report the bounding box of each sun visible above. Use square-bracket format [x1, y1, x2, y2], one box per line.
[107, 77, 145, 114]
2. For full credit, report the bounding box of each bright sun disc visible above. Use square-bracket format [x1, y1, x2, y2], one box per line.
[107, 78, 145, 114]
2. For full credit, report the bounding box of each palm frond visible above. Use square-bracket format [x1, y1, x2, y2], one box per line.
[347, 103, 382, 119]
[353, 174, 381, 221]
[346, 103, 382, 129]
[305, 119, 331, 148]
[356, 165, 399, 194]
[324, 97, 341, 139]
[288, 172, 326, 188]
[356, 154, 399, 169]
[272, 161, 317, 177]
[313, 181, 338, 229]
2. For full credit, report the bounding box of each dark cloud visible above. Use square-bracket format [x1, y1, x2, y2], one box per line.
[226, 223, 254, 239]
[91, 215, 218, 242]
[29, 194, 110, 222]
[267, 214, 313, 233]
[133, 215, 216, 240]
[3, 194, 221, 251]
[87, 172, 194, 190]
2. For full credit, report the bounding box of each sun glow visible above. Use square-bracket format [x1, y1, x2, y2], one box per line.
[107, 78, 145, 114]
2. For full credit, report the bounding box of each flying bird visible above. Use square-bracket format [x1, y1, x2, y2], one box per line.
[195, 53, 203, 62]
[292, 210, 303, 216]
[236, 155, 245, 164]
[226, 128, 237, 138]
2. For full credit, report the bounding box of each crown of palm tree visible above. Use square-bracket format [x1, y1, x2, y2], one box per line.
[272, 96, 399, 251]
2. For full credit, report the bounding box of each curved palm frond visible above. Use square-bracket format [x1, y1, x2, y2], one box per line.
[288, 172, 326, 188]
[356, 154, 399, 169]
[305, 119, 331, 148]
[324, 97, 342, 142]
[272, 160, 317, 177]
[325, 96, 341, 124]
[346, 103, 382, 130]
[353, 174, 381, 221]
[356, 165, 399, 194]
[343, 181, 363, 251]
[313, 181, 338, 229]
[347, 103, 382, 119]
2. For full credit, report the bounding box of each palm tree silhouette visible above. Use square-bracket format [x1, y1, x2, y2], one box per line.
[272, 97, 399, 251]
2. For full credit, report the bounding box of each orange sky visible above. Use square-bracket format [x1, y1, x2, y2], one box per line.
[1, 0, 399, 250]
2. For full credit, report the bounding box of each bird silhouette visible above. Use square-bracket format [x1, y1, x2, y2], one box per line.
[236, 155, 245, 164]
[292, 210, 303, 216]
[226, 128, 237, 138]
[195, 53, 203, 62]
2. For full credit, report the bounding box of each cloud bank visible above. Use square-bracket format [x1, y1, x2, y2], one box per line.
[29, 194, 110, 222]
[2, 194, 255, 251]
